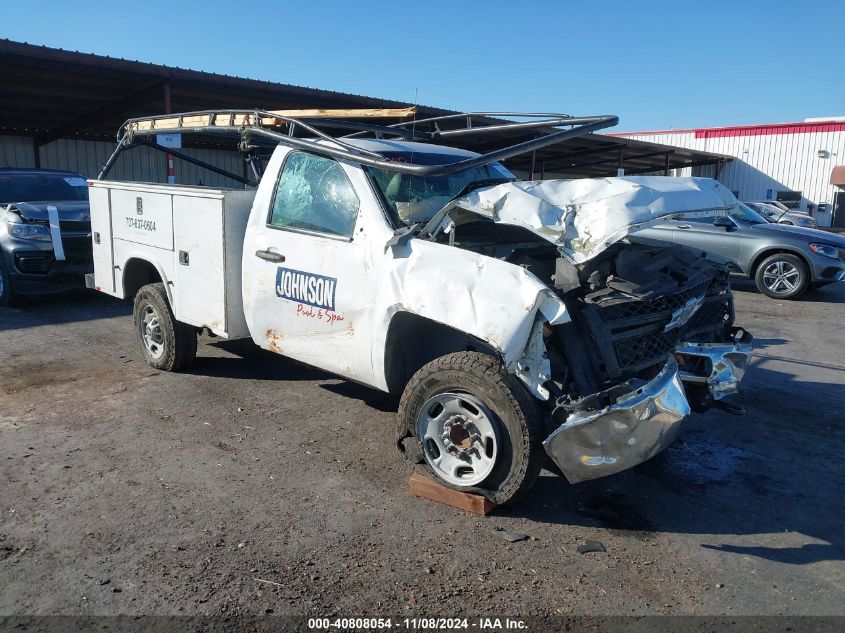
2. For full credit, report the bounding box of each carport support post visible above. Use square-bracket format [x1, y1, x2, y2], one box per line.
[715, 159, 723, 181]
[617, 147, 625, 176]
[664, 151, 672, 176]
[164, 81, 175, 184]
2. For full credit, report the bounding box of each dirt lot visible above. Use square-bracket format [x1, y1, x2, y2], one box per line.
[1, 281, 844, 624]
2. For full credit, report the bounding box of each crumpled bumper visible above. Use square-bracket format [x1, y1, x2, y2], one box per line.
[675, 328, 753, 400]
[543, 357, 691, 484]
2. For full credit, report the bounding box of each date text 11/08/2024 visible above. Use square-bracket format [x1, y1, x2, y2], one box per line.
[306, 617, 528, 630]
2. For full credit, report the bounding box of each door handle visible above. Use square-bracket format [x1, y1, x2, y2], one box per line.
[676, 224, 692, 229]
[255, 249, 285, 263]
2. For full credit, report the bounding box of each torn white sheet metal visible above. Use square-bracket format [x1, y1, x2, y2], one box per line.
[378, 239, 568, 397]
[47, 205, 66, 261]
[513, 317, 553, 399]
[440, 176, 739, 263]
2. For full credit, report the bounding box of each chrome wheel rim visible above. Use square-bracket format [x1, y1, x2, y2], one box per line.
[416, 392, 499, 487]
[762, 261, 800, 295]
[140, 304, 165, 359]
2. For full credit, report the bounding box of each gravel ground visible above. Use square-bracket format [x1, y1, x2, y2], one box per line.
[1, 281, 844, 624]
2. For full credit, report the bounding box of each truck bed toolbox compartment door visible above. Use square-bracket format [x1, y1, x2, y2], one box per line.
[88, 184, 115, 293]
[110, 188, 174, 250]
[171, 189, 254, 339]
[172, 195, 226, 333]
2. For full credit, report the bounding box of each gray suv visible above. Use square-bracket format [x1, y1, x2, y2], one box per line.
[632, 202, 845, 299]
[0, 169, 93, 306]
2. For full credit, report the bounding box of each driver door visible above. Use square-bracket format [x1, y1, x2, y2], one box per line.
[242, 149, 377, 384]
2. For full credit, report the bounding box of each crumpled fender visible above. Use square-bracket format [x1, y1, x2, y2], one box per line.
[373, 239, 568, 396]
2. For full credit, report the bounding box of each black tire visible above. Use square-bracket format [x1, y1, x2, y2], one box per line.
[133, 282, 197, 371]
[754, 253, 809, 300]
[397, 352, 544, 506]
[0, 256, 18, 307]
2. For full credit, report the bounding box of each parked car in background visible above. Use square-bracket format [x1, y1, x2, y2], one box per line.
[744, 201, 817, 228]
[633, 198, 845, 300]
[0, 169, 93, 306]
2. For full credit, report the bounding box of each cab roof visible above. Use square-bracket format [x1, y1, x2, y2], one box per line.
[322, 138, 481, 160]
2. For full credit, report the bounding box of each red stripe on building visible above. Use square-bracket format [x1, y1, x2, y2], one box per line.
[611, 120, 845, 138]
[696, 122, 845, 138]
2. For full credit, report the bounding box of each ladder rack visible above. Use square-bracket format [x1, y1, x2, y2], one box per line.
[99, 108, 619, 185]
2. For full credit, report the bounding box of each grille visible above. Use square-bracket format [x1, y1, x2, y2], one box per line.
[582, 282, 713, 378]
[683, 285, 732, 339]
[598, 280, 710, 323]
[687, 295, 730, 329]
[15, 254, 51, 274]
[59, 220, 91, 232]
[613, 330, 678, 372]
[62, 237, 93, 266]
[13, 237, 92, 275]
[577, 272, 734, 379]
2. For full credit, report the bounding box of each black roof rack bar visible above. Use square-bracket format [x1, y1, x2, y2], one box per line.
[134, 139, 255, 186]
[98, 109, 618, 181]
[435, 116, 616, 139]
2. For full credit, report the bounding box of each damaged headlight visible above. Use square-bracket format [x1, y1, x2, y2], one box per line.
[7, 221, 52, 242]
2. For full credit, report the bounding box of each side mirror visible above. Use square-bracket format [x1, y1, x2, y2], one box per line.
[713, 216, 734, 229]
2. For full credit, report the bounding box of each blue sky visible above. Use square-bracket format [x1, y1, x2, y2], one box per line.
[3, 1, 842, 131]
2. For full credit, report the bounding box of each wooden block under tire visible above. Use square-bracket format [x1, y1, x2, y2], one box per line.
[409, 473, 496, 516]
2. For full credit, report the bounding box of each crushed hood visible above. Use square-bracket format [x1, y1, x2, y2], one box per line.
[442, 176, 738, 263]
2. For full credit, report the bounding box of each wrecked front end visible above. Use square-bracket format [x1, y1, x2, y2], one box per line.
[541, 242, 752, 483]
[427, 177, 753, 484]
[543, 357, 690, 483]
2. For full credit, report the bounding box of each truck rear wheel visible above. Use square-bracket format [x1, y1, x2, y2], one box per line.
[397, 352, 544, 506]
[133, 282, 197, 371]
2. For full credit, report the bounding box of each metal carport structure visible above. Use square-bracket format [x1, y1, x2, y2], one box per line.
[0, 39, 730, 180]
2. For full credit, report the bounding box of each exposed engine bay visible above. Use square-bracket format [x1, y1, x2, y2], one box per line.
[418, 176, 753, 484]
[435, 219, 744, 420]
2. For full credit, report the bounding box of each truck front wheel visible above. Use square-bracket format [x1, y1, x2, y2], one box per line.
[133, 282, 197, 371]
[397, 352, 544, 506]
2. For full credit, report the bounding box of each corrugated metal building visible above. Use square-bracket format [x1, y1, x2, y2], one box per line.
[612, 120, 845, 227]
[0, 134, 245, 188]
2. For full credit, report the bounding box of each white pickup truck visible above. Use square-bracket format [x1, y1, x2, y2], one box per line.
[88, 109, 752, 504]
